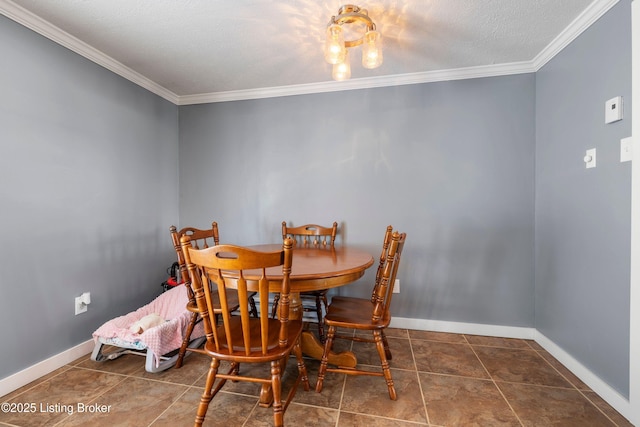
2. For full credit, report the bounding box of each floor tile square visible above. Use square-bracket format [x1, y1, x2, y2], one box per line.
[419, 372, 521, 426]
[473, 346, 572, 387]
[341, 369, 427, 424]
[412, 340, 489, 378]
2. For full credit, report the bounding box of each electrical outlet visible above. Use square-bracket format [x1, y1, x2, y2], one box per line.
[75, 292, 91, 315]
[75, 296, 87, 315]
[393, 279, 400, 293]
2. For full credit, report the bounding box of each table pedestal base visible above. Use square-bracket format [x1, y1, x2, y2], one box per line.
[258, 292, 357, 407]
[300, 331, 356, 367]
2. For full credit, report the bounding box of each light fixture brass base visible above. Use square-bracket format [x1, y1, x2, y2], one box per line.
[329, 4, 376, 47]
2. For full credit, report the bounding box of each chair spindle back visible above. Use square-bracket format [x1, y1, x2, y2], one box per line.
[371, 230, 406, 322]
[170, 222, 220, 291]
[282, 221, 337, 247]
[181, 236, 294, 356]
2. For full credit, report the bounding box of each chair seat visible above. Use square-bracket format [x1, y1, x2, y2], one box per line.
[324, 296, 391, 329]
[204, 317, 304, 360]
[315, 228, 405, 403]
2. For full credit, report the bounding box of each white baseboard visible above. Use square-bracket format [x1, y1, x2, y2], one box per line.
[0, 320, 634, 424]
[0, 339, 94, 398]
[534, 331, 632, 422]
[390, 317, 536, 339]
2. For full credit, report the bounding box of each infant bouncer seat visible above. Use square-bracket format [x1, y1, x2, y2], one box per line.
[91, 285, 205, 373]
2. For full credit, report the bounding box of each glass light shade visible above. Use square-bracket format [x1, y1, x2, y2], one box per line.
[324, 24, 346, 64]
[362, 30, 383, 69]
[332, 50, 351, 81]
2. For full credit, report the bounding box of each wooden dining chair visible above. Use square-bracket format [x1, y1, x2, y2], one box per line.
[272, 221, 338, 342]
[315, 226, 406, 400]
[169, 222, 257, 368]
[181, 236, 310, 427]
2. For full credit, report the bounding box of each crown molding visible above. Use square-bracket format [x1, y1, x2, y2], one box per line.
[1, 0, 179, 104]
[532, 0, 619, 71]
[177, 61, 536, 105]
[2, 0, 620, 106]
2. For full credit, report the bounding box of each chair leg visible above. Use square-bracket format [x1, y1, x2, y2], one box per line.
[194, 358, 220, 426]
[381, 330, 392, 360]
[315, 325, 336, 393]
[373, 330, 397, 400]
[249, 294, 258, 318]
[271, 294, 280, 318]
[320, 293, 329, 314]
[175, 311, 198, 368]
[315, 295, 326, 342]
[270, 360, 283, 427]
[293, 338, 310, 392]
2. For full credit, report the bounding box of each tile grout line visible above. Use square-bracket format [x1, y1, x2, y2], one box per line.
[334, 330, 355, 427]
[464, 335, 526, 427]
[146, 385, 191, 427]
[339, 409, 432, 425]
[408, 333, 431, 425]
[241, 400, 261, 427]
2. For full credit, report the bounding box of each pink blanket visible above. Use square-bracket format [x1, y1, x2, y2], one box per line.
[92, 285, 205, 367]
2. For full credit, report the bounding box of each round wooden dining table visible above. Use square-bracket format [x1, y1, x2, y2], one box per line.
[247, 244, 374, 406]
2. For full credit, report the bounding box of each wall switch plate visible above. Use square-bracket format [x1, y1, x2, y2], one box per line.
[621, 137, 633, 162]
[584, 148, 596, 168]
[393, 279, 400, 293]
[605, 96, 623, 124]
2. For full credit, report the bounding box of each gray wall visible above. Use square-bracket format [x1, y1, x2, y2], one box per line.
[0, 16, 179, 379]
[178, 74, 536, 326]
[535, 0, 632, 397]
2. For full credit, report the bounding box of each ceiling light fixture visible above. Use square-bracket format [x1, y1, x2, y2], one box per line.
[324, 4, 383, 81]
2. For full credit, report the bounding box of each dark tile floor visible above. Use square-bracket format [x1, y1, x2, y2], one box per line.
[0, 328, 634, 426]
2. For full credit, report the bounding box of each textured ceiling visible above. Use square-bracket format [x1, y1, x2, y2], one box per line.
[1, 0, 615, 104]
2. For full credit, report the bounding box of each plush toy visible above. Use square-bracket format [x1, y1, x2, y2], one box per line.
[129, 313, 166, 334]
